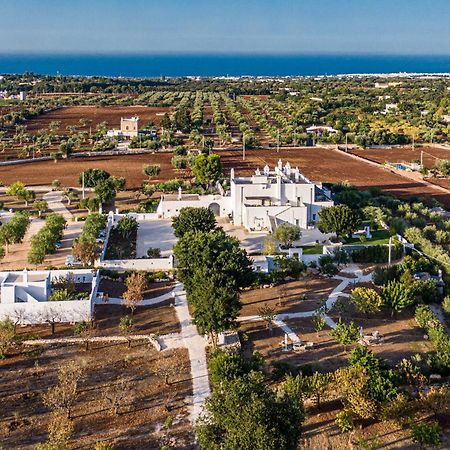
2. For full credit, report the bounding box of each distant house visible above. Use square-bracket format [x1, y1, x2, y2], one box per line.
[383, 103, 399, 114]
[306, 125, 338, 135]
[0, 269, 100, 324]
[120, 116, 139, 138]
[106, 116, 140, 140]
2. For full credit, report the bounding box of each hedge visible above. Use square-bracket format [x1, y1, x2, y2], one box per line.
[351, 244, 403, 264]
[415, 305, 450, 374]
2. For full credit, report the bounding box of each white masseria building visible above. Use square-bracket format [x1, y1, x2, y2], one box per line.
[157, 160, 333, 233]
[0, 269, 100, 324]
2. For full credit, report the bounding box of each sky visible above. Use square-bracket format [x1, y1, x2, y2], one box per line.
[1, 0, 450, 55]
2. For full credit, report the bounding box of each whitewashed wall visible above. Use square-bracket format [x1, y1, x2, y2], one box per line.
[97, 256, 174, 271]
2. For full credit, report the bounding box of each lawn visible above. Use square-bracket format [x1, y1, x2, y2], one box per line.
[300, 245, 324, 255]
[344, 229, 390, 246]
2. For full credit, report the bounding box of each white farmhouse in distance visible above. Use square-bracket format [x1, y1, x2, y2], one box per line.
[157, 160, 333, 232]
[0, 269, 100, 324]
[306, 125, 338, 135]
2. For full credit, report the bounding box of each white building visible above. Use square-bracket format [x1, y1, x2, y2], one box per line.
[157, 160, 333, 233]
[106, 116, 140, 140]
[306, 125, 338, 135]
[230, 161, 333, 232]
[0, 269, 100, 324]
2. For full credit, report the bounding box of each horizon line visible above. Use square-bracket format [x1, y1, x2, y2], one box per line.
[2, 51, 450, 58]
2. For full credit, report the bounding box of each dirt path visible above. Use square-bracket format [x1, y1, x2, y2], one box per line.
[239, 269, 374, 344]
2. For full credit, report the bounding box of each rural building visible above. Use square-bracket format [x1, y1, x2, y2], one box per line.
[120, 116, 139, 138]
[306, 125, 338, 135]
[157, 160, 333, 232]
[106, 116, 140, 139]
[230, 160, 333, 231]
[0, 269, 100, 324]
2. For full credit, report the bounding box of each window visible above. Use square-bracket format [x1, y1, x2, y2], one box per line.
[313, 214, 316, 221]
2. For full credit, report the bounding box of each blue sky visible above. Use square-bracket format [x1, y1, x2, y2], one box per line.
[1, 0, 450, 54]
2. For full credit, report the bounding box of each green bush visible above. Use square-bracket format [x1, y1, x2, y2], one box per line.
[351, 244, 402, 263]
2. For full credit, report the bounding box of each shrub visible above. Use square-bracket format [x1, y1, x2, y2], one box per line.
[442, 297, 450, 317]
[208, 349, 264, 385]
[146, 247, 161, 258]
[410, 422, 442, 449]
[352, 244, 402, 264]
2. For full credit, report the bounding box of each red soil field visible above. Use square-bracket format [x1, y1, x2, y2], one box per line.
[350, 146, 450, 169]
[23, 105, 173, 135]
[0, 147, 449, 206]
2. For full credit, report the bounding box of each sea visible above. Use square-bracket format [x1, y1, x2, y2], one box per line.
[1, 54, 450, 78]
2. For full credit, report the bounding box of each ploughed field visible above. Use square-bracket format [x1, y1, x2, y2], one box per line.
[0, 146, 449, 206]
[350, 145, 450, 168]
[23, 105, 173, 135]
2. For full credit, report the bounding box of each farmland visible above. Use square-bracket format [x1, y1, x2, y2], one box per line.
[22, 106, 173, 135]
[1, 74, 450, 450]
[1, 146, 449, 206]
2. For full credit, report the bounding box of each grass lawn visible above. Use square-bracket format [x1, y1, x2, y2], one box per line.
[300, 245, 324, 254]
[344, 229, 390, 246]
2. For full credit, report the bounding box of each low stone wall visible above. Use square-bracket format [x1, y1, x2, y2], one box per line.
[97, 256, 174, 271]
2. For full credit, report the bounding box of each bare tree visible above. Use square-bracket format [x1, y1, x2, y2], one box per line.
[42, 306, 63, 335]
[104, 377, 134, 416]
[42, 360, 86, 419]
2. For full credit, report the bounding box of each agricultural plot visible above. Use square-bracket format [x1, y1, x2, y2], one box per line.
[23, 105, 173, 135]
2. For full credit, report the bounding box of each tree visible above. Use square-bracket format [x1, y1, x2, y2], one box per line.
[275, 223, 301, 248]
[79, 197, 100, 213]
[382, 280, 414, 316]
[318, 204, 360, 239]
[95, 177, 117, 205]
[208, 349, 264, 386]
[172, 207, 216, 238]
[104, 377, 132, 415]
[37, 412, 74, 450]
[350, 287, 383, 316]
[78, 169, 110, 188]
[117, 216, 139, 239]
[143, 164, 161, 178]
[33, 200, 48, 217]
[123, 272, 148, 314]
[0, 318, 16, 357]
[192, 153, 223, 186]
[410, 422, 442, 450]
[17, 188, 36, 206]
[262, 235, 278, 255]
[174, 229, 253, 293]
[258, 304, 276, 334]
[72, 236, 98, 265]
[42, 361, 85, 419]
[119, 315, 134, 347]
[312, 314, 326, 336]
[0, 212, 29, 254]
[330, 320, 360, 351]
[189, 269, 241, 346]
[196, 371, 305, 450]
[62, 189, 78, 206]
[333, 365, 378, 420]
[6, 181, 26, 197]
[73, 320, 95, 351]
